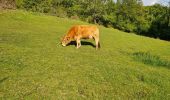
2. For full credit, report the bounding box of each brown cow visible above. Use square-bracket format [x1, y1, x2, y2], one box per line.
[61, 25, 100, 49]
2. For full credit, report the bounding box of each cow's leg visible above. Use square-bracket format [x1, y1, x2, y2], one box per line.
[94, 38, 99, 50]
[76, 39, 81, 48]
[96, 40, 99, 49]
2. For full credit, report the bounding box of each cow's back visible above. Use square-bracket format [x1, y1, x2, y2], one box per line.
[77, 25, 99, 37]
[67, 25, 99, 39]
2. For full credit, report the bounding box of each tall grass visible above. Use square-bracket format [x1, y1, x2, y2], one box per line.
[132, 52, 170, 68]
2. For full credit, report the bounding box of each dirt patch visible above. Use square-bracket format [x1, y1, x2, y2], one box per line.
[0, 0, 16, 9]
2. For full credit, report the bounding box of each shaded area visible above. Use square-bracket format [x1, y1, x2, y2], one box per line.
[132, 52, 170, 69]
[138, 4, 170, 41]
[139, 16, 170, 41]
[0, 77, 9, 84]
[67, 41, 96, 48]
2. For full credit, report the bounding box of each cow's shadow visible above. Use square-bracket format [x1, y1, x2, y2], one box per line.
[67, 41, 96, 48]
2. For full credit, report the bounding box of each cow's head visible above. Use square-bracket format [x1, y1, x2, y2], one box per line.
[61, 35, 71, 46]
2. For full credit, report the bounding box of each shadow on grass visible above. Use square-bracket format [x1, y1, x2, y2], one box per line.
[132, 52, 170, 69]
[0, 77, 9, 84]
[67, 41, 96, 48]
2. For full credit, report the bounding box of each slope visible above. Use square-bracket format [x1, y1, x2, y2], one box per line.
[0, 10, 170, 99]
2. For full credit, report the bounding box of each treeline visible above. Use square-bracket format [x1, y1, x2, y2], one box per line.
[16, 0, 170, 40]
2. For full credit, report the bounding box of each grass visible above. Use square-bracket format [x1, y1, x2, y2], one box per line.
[132, 52, 170, 68]
[0, 10, 170, 99]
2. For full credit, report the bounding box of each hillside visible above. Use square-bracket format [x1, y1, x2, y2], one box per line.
[0, 10, 170, 99]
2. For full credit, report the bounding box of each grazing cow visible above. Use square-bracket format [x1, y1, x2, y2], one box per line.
[61, 25, 100, 49]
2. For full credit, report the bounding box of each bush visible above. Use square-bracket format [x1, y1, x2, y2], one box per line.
[16, 0, 24, 8]
[18, 0, 52, 13]
[51, 6, 67, 18]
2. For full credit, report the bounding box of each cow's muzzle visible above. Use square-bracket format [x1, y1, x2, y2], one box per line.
[62, 43, 66, 46]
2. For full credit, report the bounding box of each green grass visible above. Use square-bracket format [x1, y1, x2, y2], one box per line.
[0, 10, 170, 99]
[132, 52, 170, 68]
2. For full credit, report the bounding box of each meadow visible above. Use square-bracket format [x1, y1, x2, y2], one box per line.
[0, 10, 170, 99]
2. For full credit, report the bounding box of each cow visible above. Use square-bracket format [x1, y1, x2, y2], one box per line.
[61, 25, 100, 49]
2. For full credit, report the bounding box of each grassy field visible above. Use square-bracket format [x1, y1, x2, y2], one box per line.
[0, 10, 170, 99]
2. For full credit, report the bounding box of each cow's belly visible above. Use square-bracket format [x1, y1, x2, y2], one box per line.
[81, 32, 93, 38]
[81, 35, 93, 39]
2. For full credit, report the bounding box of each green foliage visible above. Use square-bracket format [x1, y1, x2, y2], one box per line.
[50, 6, 67, 17]
[16, 0, 24, 8]
[22, 0, 52, 13]
[143, 4, 170, 40]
